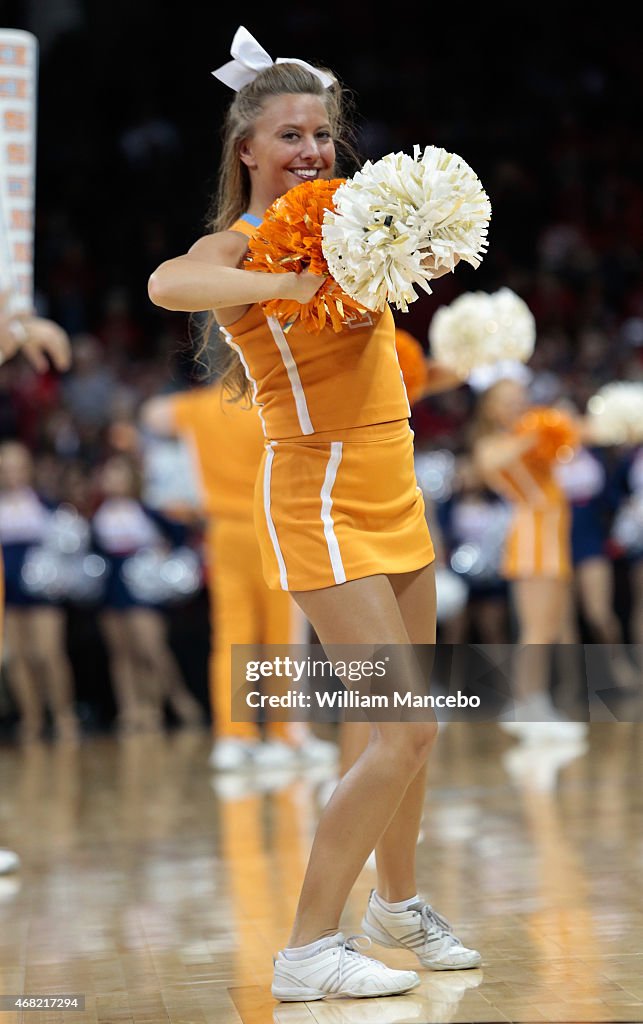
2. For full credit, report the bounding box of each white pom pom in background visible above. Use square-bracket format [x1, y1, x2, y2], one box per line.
[428, 288, 536, 377]
[586, 382, 643, 445]
[321, 145, 491, 313]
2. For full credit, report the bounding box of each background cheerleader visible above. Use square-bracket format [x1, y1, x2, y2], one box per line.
[140, 378, 337, 770]
[555, 434, 638, 691]
[608, 442, 643, 679]
[0, 440, 79, 743]
[470, 377, 587, 736]
[92, 452, 204, 733]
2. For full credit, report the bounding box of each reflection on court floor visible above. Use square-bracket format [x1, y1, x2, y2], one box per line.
[0, 724, 642, 1023]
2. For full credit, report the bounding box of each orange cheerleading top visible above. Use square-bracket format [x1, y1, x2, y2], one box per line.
[222, 215, 411, 440]
[172, 383, 264, 522]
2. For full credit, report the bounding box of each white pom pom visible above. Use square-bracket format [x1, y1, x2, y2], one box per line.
[428, 288, 536, 377]
[587, 382, 643, 445]
[321, 145, 491, 312]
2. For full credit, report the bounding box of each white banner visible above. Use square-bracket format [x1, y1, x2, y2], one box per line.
[0, 29, 38, 313]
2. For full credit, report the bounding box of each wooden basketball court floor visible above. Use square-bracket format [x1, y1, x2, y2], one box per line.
[1, 722, 642, 1024]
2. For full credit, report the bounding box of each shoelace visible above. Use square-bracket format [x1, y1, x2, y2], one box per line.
[338, 934, 379, 986]
[421, 904, 460, 942]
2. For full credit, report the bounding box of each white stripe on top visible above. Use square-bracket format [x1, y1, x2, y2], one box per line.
[320, 442, 346, 585]
[263, 443, 288, 591]
[266, 315, 314, 435]
[220, 328, 268, 438]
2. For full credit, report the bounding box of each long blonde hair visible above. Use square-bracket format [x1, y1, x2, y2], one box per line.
[201, 62, 356, 401]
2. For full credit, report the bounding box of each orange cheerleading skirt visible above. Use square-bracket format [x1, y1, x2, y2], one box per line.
[502, 503, 572, 581]
[254, 419, 435, 592]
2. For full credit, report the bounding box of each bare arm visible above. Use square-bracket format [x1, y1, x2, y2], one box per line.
[576, 414, 605, 446]
[473, 432, 540, 479]
[423, 360, 465, 396]
[148, 231, 325, 320]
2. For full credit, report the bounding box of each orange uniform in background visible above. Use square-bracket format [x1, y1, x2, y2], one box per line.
[489, 456, 571, 580]
[170, 384, 297, 741]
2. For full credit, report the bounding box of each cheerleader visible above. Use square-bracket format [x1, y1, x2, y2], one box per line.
[471, 378, 586, 736]
[609, 444, 643, 674]
[436, 456, 510, 644]
[0, 441, 79, 743]
[148, 28, 480, 1001]
[140, 383, 337, 770]
[92, 452, 205, 733]
[0, 294, 72, 653]
[555, 442, 637, 689]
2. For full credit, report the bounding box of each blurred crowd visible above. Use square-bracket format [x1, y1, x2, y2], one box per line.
[0, 6, 641, 739]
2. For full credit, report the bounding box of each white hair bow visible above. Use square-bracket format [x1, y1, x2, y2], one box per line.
[212, 25, 335, 92]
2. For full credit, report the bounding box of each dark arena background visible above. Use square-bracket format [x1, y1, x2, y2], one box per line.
[0, 3, 642, 1023]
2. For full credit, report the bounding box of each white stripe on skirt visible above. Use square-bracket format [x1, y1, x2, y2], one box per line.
[320, 441, 346, 585]
[263, 443, 288, 590]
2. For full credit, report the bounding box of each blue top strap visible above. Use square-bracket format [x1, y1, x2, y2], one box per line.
[241, 212, 262, 227]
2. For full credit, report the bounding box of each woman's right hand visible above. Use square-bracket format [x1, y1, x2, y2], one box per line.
[278, 270, 327, 304]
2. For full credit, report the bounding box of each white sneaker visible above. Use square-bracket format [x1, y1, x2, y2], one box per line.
[0, 849, 20, 875]
[361, 891, 481, 970]
[208, 738, 256, 772]
[252, 740, 299, 769]
[498, 690, 588, 745]
[271, 933, 420, 1001]
[500, 720, 588, 744]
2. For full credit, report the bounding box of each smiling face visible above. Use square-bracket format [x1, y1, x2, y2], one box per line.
[239, 93, 336, 212]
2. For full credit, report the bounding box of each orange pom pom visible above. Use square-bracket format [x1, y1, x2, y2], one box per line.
[244, 178, 367, 334]
[394, 328, 429, 406]
[514, 407, 580, 465]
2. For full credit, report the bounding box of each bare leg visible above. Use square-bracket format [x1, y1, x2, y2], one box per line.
[339, 720, 370, 778]
[100, 610, 144, 731]
[30, 607, 79, 742]
[375, 564, 436, 901]
[287, 571, 437, 946]
[128, 608, 203, 727]
[474, 596, 510, 644]
[4, 609, 44, 743]
[630, 561, 643, 676]
[338, 564, 438, 898]
[127, 608, 167, 730]
[576, 557, 638, 688]
[511, 578, 571, 703]
[439, 606, 469, 645]
[554, 575, 585, 708]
